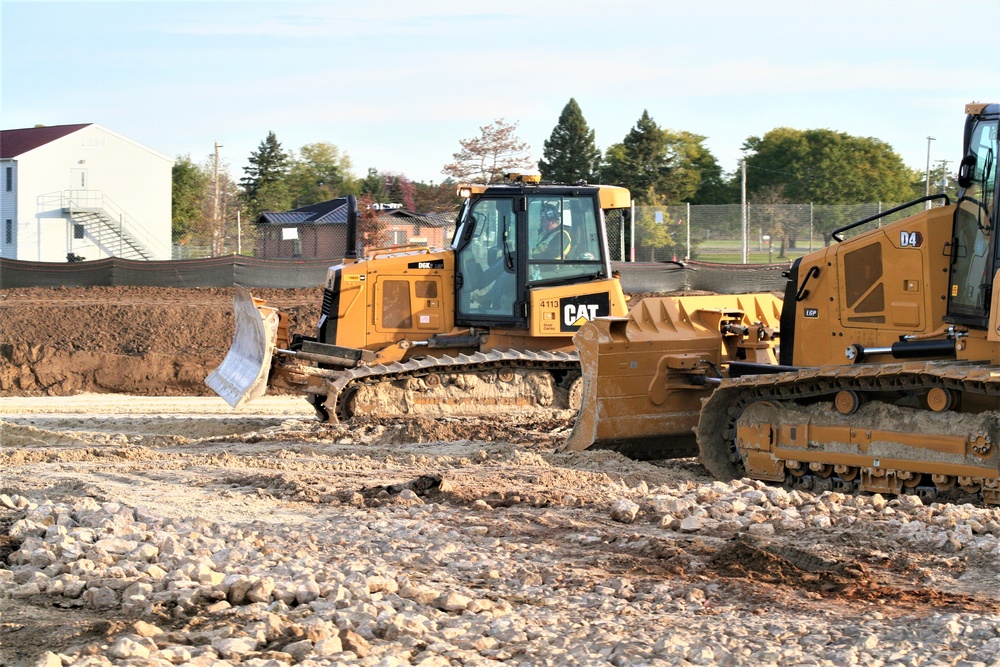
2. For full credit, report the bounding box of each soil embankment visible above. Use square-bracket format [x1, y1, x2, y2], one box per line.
[0, 286, 323, 396]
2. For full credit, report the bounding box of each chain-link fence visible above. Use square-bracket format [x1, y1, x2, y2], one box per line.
[172, 200, 943, 264]
[606, 201, 941, 264]
[172, 208, 455, 261]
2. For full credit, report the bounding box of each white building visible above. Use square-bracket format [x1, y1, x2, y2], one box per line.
[0, 123, 173, 262]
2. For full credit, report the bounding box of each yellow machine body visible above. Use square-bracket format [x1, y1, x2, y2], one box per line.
[568, 103, 1000, 505]
[207, 179, 633, 421]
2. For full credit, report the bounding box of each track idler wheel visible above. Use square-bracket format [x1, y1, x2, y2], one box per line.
[926, 387, 957, 412]
[834, 390, 862, 415]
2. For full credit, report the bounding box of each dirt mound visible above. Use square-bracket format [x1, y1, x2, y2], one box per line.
[0, 286, 660, 398]
[0, 286, 322, 396]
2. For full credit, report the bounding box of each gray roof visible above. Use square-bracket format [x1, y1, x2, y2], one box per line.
[257, 198, 349, 225]
[257, 198, 453, 227]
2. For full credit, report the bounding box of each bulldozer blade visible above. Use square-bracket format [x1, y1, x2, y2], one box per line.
[560, 294, 782, 459]
[560, 315, 705, 459]
[205, 286, 281, 408]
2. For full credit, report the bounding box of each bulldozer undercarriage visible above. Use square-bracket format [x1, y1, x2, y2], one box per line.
[698, 361, 1000, 506]
[272, 349, 582, 422]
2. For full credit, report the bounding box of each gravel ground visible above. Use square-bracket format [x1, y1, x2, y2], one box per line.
[3, 396, 1000, 667]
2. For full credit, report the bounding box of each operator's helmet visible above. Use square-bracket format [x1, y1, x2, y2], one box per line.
[542, 204, 560, 223]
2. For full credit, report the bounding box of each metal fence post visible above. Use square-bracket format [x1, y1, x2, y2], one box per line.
[686, 202, 691, 261]
[619, 210, 625, 262]
[629, 201, 635, 262]
[741, 160, 748, 264]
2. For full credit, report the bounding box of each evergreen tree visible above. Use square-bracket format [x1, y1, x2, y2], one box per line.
[539, 98, 601, 184]
[602, 110, 671, 205]
[358, 168, 387, 201]
[603, 112, 730, 205]
[383, 173, 416, 210]
[240, 131, 291, 217]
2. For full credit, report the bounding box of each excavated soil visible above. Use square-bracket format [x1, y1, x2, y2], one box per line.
[0, 286, 324, 396]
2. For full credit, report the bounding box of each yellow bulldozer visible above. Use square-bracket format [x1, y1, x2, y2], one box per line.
[565, 102, 1000, 505]
[209, 174, 651, 422]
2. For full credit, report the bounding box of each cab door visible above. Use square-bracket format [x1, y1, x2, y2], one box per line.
[454, 196, 525, 326]
[948, 115, 998, 328]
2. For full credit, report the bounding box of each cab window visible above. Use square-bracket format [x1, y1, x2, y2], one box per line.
[526, 195, 602, 283]
[457, 198, 518, 317]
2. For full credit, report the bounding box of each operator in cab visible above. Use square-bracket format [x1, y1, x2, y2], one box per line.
[532, 203, 572, 260]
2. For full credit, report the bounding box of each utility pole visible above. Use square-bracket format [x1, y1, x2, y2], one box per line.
[925, 136, 935, 209]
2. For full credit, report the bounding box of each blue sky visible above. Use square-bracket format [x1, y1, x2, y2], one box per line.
[3, 0, 997, 185]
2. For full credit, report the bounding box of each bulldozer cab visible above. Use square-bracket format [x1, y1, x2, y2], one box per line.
[947, 104, 999, 328]
[452, 183, 615, 328]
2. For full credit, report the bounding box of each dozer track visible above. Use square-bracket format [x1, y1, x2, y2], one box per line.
[277, 349, 582, 423]
[697, 360, 1000, 505]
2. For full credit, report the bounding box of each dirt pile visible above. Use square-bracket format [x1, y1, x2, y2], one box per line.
[0, 286, 323, 396]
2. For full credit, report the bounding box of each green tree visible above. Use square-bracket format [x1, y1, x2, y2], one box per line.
[358, 168, 387, 201]
[659, 129, 722, 203]
[442, 118, 534, 183]
[749, 185, 804, 258]
[539, 98, 601, 184]
[686, 136, 737, 204]
[743, 128, 914, 204]
[412, 180, 461, 214]
[240, 131, 292, 218]
[286, 142, 355, 206]
[604, 112, 729, 206]
[171, 154, 209, 244]
[632, 208, 682, 261]
[602, 110, 670, 205]
[911, 162, 959, 202]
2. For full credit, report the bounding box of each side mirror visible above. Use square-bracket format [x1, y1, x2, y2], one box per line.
[957, 154, 977, 189]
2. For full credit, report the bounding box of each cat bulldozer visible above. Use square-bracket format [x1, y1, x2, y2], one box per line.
[208, 174, 637, 422]
[565, 102, 1000, 505]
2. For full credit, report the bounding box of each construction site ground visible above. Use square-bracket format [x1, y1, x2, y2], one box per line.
[2, 286, 1000, 666]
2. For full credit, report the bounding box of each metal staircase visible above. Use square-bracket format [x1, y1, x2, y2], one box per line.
[38, 190, 169, 260]
[66, 206, 153, 260]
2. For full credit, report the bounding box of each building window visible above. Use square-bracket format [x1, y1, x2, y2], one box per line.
[4, 167, 11, 192]
[5, 220, 11, 244]
[74, 224, 85, 239]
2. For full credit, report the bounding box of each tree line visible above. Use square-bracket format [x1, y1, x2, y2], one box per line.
[172, 98, 956, 253]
